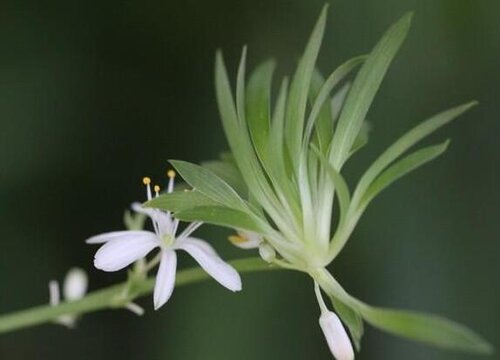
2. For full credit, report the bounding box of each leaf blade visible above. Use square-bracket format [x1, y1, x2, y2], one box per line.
[330, 12, 413, 168]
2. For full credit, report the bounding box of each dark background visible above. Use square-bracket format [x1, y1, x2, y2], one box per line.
[0, 0, 498, 359]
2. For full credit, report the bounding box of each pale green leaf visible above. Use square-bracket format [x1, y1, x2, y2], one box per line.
[285, 5, 327, 167]
[352, 101, 477, 207]
[360, 306, 494, 355]
[330, 12, 413, 168]
[246, 60, 276, 161]
[361, 141, 449, 207]
[303, 55, 366, 148]
[175, 206, 264, 234]
[202, 159, 247, 197]
[144, 190, 219, 213]
[170, 160, 248, 211]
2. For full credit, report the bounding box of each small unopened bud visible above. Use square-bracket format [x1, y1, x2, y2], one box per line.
[319, 311, 354, 360]
[258, 243, 276, 263]
[63, 268, 88, 301]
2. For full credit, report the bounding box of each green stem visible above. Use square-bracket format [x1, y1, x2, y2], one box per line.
[0, 257, 277, 335]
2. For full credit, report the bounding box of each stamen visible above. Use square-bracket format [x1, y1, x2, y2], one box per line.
[49, 281, 60, 307]
[142, 176, 152, 200]
[154, 185, 160, 197]
[167, 169, 176, 193]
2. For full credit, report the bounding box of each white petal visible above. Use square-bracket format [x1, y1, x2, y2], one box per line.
[63, 268, 88, 301]
[86, 230, 156, 244]
[319, 311, 355, 360]
[131, 202, 173, 237]
[229, 230, 261, 249]
[154, 250, 177, 310]
[49, 281, 60, 306]
[177, 237, 242, 292]
[94, 232, 158, 271]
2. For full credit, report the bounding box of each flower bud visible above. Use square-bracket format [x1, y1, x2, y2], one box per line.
[319, 311, 354, 360]
[63, 268, 88, 301]
[258, 243, 276, 263]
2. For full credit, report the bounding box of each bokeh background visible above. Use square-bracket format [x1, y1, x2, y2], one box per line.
[0, 0, 498, 359]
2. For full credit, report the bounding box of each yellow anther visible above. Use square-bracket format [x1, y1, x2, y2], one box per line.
[154, 185, 160, 193]
[228, 235, 247, 245]
[167, 170, 176, 178]
[142, 177, 151, 185]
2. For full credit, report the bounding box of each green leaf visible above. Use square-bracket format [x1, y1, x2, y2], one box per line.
[330, 12, 413, 168]
[169, 160, 248, 211]
[144, 190, 219, 213]
[202, 159, 247, 197]
[175, 206, 264, 234]
[330, 82, 351, 125]
[309, 69, 334, 151]
[315, 268, 494, 355]
[311, 145, 351, 225]
[329, 295, 364, 351]
[303, 55, 366, 148]
[361, 141, 449, 207]
[360, 306, 494, 355]
[348, 121, 371, 158]
[352, 101, 477, 207]
[246, 60, 276, 162]
[216, 51, 290, 229]
[285, 5, 328, 168]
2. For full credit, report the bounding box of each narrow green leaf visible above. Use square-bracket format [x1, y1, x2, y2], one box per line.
[309, 69, 334, 151]
[360, 306, 494, 355]
[202, 159, 247, 197]
[236, 46, 247, 125]
[330, 82, 351, 125]
[285, 5, 328, 168]
[303, 55, 366, 148]
[315, 268, 494, 355]
[216, 52, 291, 231]
[348, 121, 371, 158]
[170, 160, 248, 211]
[352, 101, 477, 207]
[246, 60, 276, 161]
[144, 190, 219, 213]
[361, 141, 449, 207]
[330, 12, 413, 168]
[175, 206, 264, 234]
[311, 145, 351, 225]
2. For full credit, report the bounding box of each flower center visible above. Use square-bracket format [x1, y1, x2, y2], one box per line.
[161, 234, 175, 248]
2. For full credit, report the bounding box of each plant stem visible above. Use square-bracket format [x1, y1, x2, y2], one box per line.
[0, 257, 277, 335]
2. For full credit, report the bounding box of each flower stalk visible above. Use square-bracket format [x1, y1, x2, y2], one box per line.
[0, 257, 276, 335]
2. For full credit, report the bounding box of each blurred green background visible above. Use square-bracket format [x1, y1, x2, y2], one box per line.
[0, 0, 498, 359]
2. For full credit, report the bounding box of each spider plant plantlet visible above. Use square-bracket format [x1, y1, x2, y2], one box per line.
[145, 5, 493, 358]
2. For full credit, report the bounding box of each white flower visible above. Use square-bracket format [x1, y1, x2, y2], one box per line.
[49, 267, 88, 328]
[319, 311, 354, 360]
[228, 230, 275, 263]
[315, 283, 354, 360]
[228, 230, 262, 249]
[86, 172, 242, 310]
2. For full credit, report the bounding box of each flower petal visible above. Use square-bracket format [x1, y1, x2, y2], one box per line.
[86, 230, 156, 244]
[319, 311, 355, 360]
[154, 250, 177, 310]
[131, 202, 173, 237]
[177, 237, 242, 292]
[229, 230, 262, 249]
[63, 268, 88, 301]
[93, 232, 158, 271]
